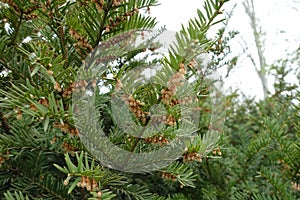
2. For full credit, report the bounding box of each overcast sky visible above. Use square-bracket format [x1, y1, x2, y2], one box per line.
[151, 0, 300, 99]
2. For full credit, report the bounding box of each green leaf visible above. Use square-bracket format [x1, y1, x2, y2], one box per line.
[65, 153, 78, 173]
[76, 152, 84, 172]
[4, 191, 30, 200]
[30, 65, 41, 77]
[43, 116, 50, 132]
[53, 163, 69, 174]
[68, 177, 81, 194]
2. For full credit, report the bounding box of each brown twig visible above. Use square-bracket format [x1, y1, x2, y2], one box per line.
[0, 112, 10, 134]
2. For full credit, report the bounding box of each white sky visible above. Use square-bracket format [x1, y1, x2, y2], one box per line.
[151, 0, 300, 99]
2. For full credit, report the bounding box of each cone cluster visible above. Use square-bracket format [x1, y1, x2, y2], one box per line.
[54, 82, 62, 92]
[77, 176, 99, 192]
[100, 31, 133, 50]
[105, 9, 139, 33]
[70, 28, 93, 51]
[62, 87, 73, 99]
[212, 147, 222, 156]
[183, 152, 202, 163]
[161, 172, 177, 182]
[24, 13, 38, 20]
[54, 122, 79, 137]
[63, 79, 96, 98]
[151, 115, 176, 126]
[92, 0, 105, 13]
[121, 94, 147, 124]
[161, 63, 186, 105]
[113, 0, 124, 6]
[1, 0, 19, 12]
[144, 135, 169, 146]
[71, 80, 89, 93]
[41, 0, 54, 19]
[29, 98, 48, 112]
[177, 95, 198, 105]
[62, 141, 76, 155]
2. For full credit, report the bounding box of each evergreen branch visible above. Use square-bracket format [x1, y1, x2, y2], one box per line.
[9, 11, 23, 46]
[205, 157, 213, 181]
[166, 0, 229, 68]
[111, 184, 154, 200]
[57, 24, 68, 65]
[89, 189, 116, 200]
[1, 149, 74, 200]
[168, 193, 189, 200]
[160, 161, 197, 188]
[96, 1, 113, 45]
[259, 166, 294, 199]
[4, 191, 30, 200]
[206, 0, 227, 27]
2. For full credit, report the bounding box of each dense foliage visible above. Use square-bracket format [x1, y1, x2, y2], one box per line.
[0, 0, 299, 200]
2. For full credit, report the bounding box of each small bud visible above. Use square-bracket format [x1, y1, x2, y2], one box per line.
[77, 181, 82, 187]
[17, 114, 22, 120]
[86, 184, 91, 191]
[92, 80, 97, 88]
[63, 180, 69, 185]
[97, 191, 102, 197]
